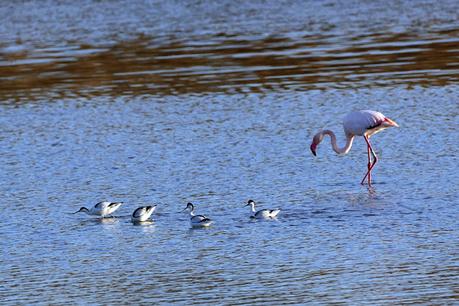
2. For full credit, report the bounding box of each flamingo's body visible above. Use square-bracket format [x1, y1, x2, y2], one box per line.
[310, 110, 398, 186]
[74, 201, 123, 217]
[131, 205, 157, 222]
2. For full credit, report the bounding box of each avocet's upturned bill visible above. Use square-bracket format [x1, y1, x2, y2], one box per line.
[74, 201, 122, 218]
[246, 199, 280, 219]
[182, 202, 213, 227]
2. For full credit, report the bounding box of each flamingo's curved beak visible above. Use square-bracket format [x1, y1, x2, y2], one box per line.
[310, 143, 317, 156]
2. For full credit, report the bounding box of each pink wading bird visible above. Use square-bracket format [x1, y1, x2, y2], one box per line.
[310, 110, 399, 186]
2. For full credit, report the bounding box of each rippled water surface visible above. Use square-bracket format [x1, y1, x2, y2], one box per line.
[1, 1, 458, 304]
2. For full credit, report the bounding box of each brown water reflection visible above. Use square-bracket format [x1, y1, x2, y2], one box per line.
[1, 29, 459, 102]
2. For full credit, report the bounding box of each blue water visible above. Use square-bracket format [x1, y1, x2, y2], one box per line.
[1, 87, 458, 304]
[1, 0, 458, 304]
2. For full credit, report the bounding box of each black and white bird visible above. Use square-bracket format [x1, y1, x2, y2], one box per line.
[74, 201, 122, 218]
[182, 202, 213, 227]
[245, 199, 280, 219]
[131, 205, 157, 222]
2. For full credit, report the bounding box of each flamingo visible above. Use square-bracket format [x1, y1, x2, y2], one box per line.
[310, 110, 398, 186]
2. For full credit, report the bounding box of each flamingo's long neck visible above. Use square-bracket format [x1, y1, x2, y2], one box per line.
[322, 130, 354, 155]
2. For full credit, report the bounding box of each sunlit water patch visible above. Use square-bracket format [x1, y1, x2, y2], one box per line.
[1, 0, 459, 103]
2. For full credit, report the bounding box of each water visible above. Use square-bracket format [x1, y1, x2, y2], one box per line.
[1, 1, 458, 304]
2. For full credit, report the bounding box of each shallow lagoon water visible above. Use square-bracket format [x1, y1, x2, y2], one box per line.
[1, 88, 458, 304]
[1, 0, 459, 304]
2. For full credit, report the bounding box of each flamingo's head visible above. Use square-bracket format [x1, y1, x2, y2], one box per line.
[310, 132, 324, 156]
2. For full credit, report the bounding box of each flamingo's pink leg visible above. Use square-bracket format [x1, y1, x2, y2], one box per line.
[366, 141, 372, 184]
[360, 136, 378, 185]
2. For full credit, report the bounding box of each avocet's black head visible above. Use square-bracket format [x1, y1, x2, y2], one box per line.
[183, 202, 194, 211]
[74, 207, 89, 214]
[246, 199, 255, 206]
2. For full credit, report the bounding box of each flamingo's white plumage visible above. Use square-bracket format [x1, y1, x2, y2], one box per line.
[310, 110, 398, 186]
